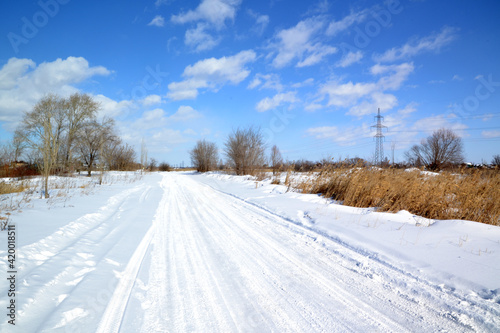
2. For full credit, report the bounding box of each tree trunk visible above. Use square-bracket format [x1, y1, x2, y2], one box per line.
[44, 173, 49, 198]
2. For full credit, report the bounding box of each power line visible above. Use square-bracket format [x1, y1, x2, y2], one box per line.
[389, 126, 500, 133]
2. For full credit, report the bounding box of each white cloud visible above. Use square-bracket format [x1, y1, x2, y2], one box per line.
[256, 92, 298, 112]
[374, 26, 458, 62]
[148, 15, 165, 27]
[320, 81, 376, 108]
[411, 115, 468, 137]
[184, 128, 197, 136]
[0, 57, 111, 123]
[247, 9, 269, 35]
[133, 108, 167, 130]
[141, 94, 162, 106]
[93, 94, 134, 118]
[185, 23, 221, 52]
[326, 9, 369, 36]
[254, 14, 269, 34]
[169, 105, 202, 121]
[297, 43, 338, 68]
[304, 103, 323, 112]
[307, 0, 330, 15]
[335, 51, 363, 68]
[347, 92, 398, 117]
[320, 62, 414, 114]
[292, 78, 315, 88]
[247, 76, 262, 89]
[167, 50, 256, 100]
[247, 73, 282, 91]
[371, 62, 414, 90]
[155, 0, 170, 6]
[31, 56, 110, 87]
[306, 126, 339, 139]
[171, 0, 241, 52]
[397, 102, 418, 116]
[0, 58, 35, 90]
[482, 130, 500, 138]
[306, 124, 371, 145]
[171, 0, 241, 29]
[452, 74, 463, 81]
[271, 18, 337, 68]
[152, 128, 189, 144]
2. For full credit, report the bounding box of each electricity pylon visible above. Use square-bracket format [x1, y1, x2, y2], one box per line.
[371, 108, 387, 166]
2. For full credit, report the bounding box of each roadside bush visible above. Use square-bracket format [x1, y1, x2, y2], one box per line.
[158, 162, 171, 172]
[225, 126, 265, 176]
[190, 140, 218, 173]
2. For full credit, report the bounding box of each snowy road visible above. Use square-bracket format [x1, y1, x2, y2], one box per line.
[1, 172, 499, 332]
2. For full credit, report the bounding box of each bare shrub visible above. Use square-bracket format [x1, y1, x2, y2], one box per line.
[292, 159, 316, 172]
[492, 154, 500, 167]
[225, 127, 266, 175]
[158, 162, 171, 172]
[148, 158, 158, 171]
[190, 140, 218, 173]
[107, 143, 136, 171]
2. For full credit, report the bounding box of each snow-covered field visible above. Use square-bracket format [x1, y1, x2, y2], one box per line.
[0, 171, 499, 332]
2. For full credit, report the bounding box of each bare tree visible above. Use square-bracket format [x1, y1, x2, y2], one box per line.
[77, 117, 117, 176]
[270, 145, 283, 175]
[0, 143, 11, 166]
[492, 154, 500, 167]
[148, 158, 158, 171]
[405, 128, 465, 170]
[190, 140, 218, 172]
[225, 127, 266, 175]
[16, 94, 66, 198]
[63, 93, 100, 171]
[11, 132, 27, 162]
[140, 138, 148, 173]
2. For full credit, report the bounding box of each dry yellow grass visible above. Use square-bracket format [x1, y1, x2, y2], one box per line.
[0, 181, 27, 195]
[296, 167, 500, 226]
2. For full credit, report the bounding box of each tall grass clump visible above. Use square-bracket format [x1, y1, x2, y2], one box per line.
[297, 166, 500, 226]
[0, 181, 27, 195]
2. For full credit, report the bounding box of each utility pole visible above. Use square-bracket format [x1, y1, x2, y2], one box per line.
[371, 108, 387, 166]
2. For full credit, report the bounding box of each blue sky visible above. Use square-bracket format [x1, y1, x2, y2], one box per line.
[1, 0, 500, 165]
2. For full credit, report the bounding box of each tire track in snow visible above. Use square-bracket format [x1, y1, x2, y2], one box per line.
[197, 175, 500, 331]
[148, 173, 494, 332]
[141, 174, 243, 332]
[0, 182, 156, 332]
[96, 225, 154, 333]
[14, 184, 148, 282]
[139, 173, 413, 331]
[184, 177, 408, 332]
